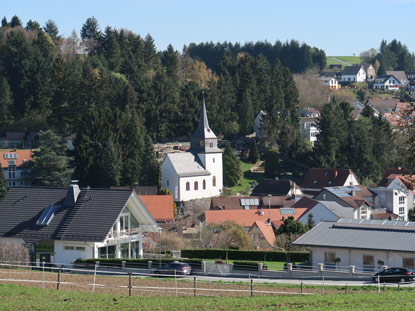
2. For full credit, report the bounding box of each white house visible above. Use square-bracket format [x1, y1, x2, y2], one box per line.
[300, 117, 319, 147]
[0, 184, 159, 266]
[299, 107, 320, 118]
[373, 75, 402, 91]
[369, 188, 408, 221]
[161, 98, 223, 202]
[319, 76, 339, 89]
[295, 196, 339, 225]
[341, 65, 366, 82]
[294, 218, 415, 271]
[0, 149, 33, 187]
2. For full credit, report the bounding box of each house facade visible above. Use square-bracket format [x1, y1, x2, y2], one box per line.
[161, 98, 223, 202]
[369, 188, 408, 221]
[373, 75, 401, 91]
[300, 117, 319, 147]
[319, 76, 339, 89]
[0, 149, 33, 187]
[341, 65, 366, 82]
[0, 185, 158, 266]
[294, 219, 415, 271]
[364, 64, 376, 81]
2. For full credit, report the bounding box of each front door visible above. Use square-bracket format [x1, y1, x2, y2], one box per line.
[39, 253, 51, 263]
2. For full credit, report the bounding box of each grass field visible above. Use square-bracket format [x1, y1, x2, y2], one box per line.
[326, 56, 362, 69]
[229, 160, 264, 195]
[1, 283, 415, 310]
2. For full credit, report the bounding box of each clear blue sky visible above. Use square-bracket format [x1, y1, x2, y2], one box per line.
[3, 0, 415, 56]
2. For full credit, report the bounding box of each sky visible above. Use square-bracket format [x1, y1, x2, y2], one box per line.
[3, 0, 415, 56]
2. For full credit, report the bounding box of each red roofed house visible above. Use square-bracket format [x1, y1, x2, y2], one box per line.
[0, 149, 33, 187]
[138, 195, 175, 223]
[201, 207, 308, 249]
[301, 168, 359, 196]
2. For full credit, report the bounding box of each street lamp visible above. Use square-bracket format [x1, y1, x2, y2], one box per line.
[158, 227, 162, 267]
[267, 194, 272, 224]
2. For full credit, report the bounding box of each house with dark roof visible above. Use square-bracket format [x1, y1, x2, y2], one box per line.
[313, 185, 374, 220]
[341, 65, 366, 82]
[161, 97, 223, 201]
[294, 218, 415, 271]
[386, 71, 408, 86]
[301, 168, 359, 195]
[0, 184, 158, 266]
[299, 107, 321, 118]
[295, 196, 339, 226]
[251, 179, 302, 197]
[373, 74, 402, 91]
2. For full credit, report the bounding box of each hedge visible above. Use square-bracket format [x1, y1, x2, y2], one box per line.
[180, 249, 310, 262]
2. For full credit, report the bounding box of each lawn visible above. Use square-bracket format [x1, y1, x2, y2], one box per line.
[228, 160, 264, 195]
[1, 283, 415, 310]
[326, 56, 362, 69]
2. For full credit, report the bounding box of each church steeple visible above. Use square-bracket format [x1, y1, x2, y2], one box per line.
[190, 94, 220, 154]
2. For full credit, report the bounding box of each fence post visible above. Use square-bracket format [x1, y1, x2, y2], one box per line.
[174, 270, 178, 297]
[148, 261, 152, 273]
[383, 283, 386, 293]
[201, 261, 207, 275]
[42, 261, 45, 290]
[377, 275, 380, 293]
[57, 265, 63, 290]
[287, 263, 293, 279]
[322, 274, 325, 295]
[122, 261, 126, 270]
[345, 283, 348, 294]
[300, 282, 303, 294]
[128, 272, 132, 297]
[250, 279, 253, 297]
[398, 282, 400, 292]
[193, 276, 196, 297]
[93, 262, 98, 293]
[349, 265, 355, 278]
[258, 263, 263, 277]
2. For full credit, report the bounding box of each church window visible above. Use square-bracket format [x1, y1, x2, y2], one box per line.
[186, 182, 190, 191]
[203, 180, 206, 190]
[209, 143, 213, 148]
[213, 158, 215, 163]
[194, 181, 198, 191]
[213, 176, 216, 187]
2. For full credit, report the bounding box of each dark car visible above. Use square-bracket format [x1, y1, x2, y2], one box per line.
[372, 267, 414, 283]
[154, 262, 192, 276]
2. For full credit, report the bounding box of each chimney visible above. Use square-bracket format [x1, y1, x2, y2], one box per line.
[64, 180, 81, 207]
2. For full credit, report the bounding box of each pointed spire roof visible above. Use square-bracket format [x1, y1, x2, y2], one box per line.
[191, 94, 217, 140]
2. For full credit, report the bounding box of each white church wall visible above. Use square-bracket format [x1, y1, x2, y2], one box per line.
[161, 157, 180, 201]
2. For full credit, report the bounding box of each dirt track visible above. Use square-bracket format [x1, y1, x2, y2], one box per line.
[0, 268, 367, 297]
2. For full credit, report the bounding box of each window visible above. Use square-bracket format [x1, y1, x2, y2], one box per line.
[324, 252, 336, 264]
[259, 234, 264, 240]
[64, 245, 86, 251]
[75, 246, 85, 251]
[403, 258, 414, 268]
[64, 246, 75, 251]
[250, 233, 255, 239]
[203, 180, 206, 190]
[399, 196, 405, 205]
[363, 255, 374, 266]
[213, 158, 215, 163]
[399, 206, 405, 215]
[194, 181, 198, 191]
[209, 143, 213, 148]
[212, 176, 216, 187]
[186, 182, 190, 191]
[120, 214, 130, 232]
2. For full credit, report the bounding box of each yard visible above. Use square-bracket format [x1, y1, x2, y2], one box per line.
[227, 160, 264, 195]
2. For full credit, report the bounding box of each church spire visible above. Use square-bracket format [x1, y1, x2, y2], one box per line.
[198, 92, 210, 132]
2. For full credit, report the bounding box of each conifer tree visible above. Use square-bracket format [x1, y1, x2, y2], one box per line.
[0, 78, 13, 129]
[0, 163, 7, 201]
[98, 139, 121, 188]
[139, 135, 161, 189]
[31, 130, 73, 187]
[10, 15, 22, 28]
[264, 149, 280, 178]
[248, 138, 259, 164]
[223, 144, 241, 187]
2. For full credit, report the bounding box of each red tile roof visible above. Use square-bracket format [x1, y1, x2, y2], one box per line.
[204, 208, 308, 227]
[372, 212, 399, 220]
[378, 168, 410, 187]
[138, 195, 175, 222]
[0, 149, 33, 168]
[250, 221, 276, 247]
[301, 168, 357, 189]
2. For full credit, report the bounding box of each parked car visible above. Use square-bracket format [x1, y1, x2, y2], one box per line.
[154, 262, 192, 276]
[372, 267, 414, 283]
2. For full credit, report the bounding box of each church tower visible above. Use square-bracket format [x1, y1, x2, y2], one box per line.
[189, 96, 223, 194]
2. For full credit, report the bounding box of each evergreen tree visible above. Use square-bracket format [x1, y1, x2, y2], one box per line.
[139, 135, 161, 188]
[80, 16, 101, 54]
[25, 20, 41, 32]
[10, 15, 22, 28]
[98, 139, 121, 188]
[0, 78, 13, 129]
[31, 130, 73, 187]
[264, 149, 280, 178]
[1, 17, 8, 28]
[43, 19, 60, 43]
[0, 162, 7, 201]
[248, 138, 259, 163]
[223, 144, 241, 187]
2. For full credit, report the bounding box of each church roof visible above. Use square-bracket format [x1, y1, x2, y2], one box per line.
[166, 153, 211, 177]
[191, 96, 217, 140]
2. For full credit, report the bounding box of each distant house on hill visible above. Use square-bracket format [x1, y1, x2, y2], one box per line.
[373, 74, 402, 91]
[386, 71, 408, 86]
[341, 65, 366, 82]
[299, 107, 321, 118]
[0, 149, 33, 187]
[300, 117, 319, 147]
[301, 168, 359, 196]
[251, 179, 302, 197]
[364, 64, 376, 81]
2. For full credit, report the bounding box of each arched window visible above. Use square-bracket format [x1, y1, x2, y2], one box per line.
[213, 158, 215, 163]
[213, 176, 216, 187]
[186, 182, 190, 191]
[203, 180, 206, 190]
[194, 181, 198, 190]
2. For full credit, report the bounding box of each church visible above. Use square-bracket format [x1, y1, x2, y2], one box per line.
[161, 97, 223, 202]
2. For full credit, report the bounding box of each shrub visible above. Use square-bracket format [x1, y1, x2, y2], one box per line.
[0, 242, 29, 264]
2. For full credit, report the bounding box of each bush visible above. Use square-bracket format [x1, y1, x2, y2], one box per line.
[180, 249, 309, 262]
[0, 242, 29, 264]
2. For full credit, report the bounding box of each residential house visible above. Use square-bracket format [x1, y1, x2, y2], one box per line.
[300, 117, 319, 147]
[210, 195, 296, 211]
[386, 71, 408, 86]
[313, 185, 374, 220]
[251, 179, 303, 197]
[248, 221, 276, 249]
[367, 98, 400, 114]
[364, 64, 376, 81]
[407, 70, 415, 81]
[0, 149, 33, 187]
[161, 97, 223, 202]
[301, 168, 359, 196]
[373, 75, 402, 91]
[328, 64, 342, 70]
[351, 101, 379, 119]
[341, 65, 366, 82]
[294, 218, 415, 271]
[319, 76, 340, 89]
[295, 196, 339, 225]
[299, 107, 321, 118]
[0, 185, 159, 266]
[369, 188, 408, 221]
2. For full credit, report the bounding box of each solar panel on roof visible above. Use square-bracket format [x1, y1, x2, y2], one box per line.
[280, 208, 295, 215]
[37, 205, 60, 226]
[240, 199, 246, 206]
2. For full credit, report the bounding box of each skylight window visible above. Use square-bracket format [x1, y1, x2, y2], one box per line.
[37, 205, 60, 226]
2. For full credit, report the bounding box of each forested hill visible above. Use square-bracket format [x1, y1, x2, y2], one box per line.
[187, 41, 327, 73]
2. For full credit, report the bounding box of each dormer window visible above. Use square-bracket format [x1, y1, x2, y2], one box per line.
[37, 205, 60, 226]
